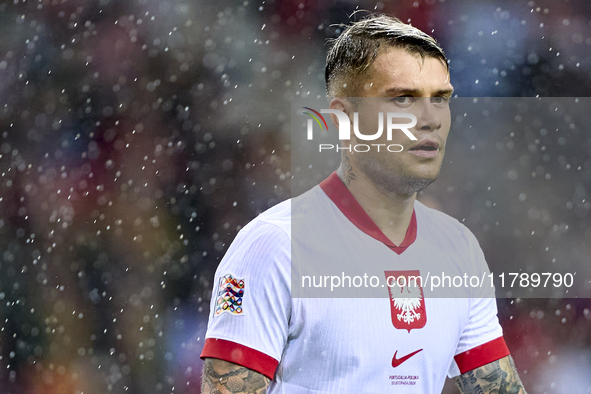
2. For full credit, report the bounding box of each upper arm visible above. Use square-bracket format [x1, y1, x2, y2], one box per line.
[453, 355, 527, 394]
[448, 227, 509, 376]
[202, 358, 270, 394]
[200, 221, 291, 380]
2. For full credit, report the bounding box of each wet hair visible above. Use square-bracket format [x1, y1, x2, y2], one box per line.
[325, 13, 448, 97]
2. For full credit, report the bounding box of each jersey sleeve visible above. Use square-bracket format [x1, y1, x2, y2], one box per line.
[447, 228, 510, 377]
[200, 220, 291, 380]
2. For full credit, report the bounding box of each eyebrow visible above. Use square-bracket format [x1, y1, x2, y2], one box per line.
[383, 87, 455, 97]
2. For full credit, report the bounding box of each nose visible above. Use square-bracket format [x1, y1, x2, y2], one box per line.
[414, 98, 442, 132]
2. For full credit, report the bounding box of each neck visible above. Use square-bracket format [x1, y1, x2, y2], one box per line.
[337, 164, 416, 246]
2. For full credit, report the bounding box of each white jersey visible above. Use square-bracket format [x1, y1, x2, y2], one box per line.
[201, 172, 509, 393]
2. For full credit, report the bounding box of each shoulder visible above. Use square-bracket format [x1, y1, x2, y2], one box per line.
[414, 200, 481, 249]
[215, 200, 293, 278]
[248, 184, 328, 231]
[240, 198, 292, 242]
[414, 201, 492, 287]
[224, 184, 330, 257]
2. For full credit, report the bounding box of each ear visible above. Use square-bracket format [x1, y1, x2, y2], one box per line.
[328, 98, 355, 147]
[328, 98, 354, 121]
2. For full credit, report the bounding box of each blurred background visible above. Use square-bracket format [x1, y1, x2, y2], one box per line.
[0, 0, 590, 393]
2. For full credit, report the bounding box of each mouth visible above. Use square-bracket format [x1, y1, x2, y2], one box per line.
[408, 140, 440, 158]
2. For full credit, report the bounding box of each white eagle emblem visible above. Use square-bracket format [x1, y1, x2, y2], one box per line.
[392, 284, 423, 324]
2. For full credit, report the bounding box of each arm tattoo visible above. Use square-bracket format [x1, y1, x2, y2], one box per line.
[453, 355, 527, 394]
[201, 358, 270, 394]
[337, 154, 356, 186]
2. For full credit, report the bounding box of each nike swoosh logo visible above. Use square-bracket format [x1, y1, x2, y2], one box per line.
[392, 349, 423, 368]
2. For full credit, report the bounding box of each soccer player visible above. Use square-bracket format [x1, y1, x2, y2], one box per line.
[200, 14, 527, 394]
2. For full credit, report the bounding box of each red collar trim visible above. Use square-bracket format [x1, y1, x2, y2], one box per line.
[319, 171, 417, 255]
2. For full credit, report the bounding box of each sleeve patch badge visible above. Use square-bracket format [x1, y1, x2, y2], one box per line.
[214, 274, 245, 316]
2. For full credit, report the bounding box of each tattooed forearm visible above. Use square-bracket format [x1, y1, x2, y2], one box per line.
[337, 154, 356, 186]
[201, 358, 270, 394]
[453, 355, 527, 394]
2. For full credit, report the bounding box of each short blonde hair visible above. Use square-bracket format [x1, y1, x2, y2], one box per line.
[325, 14, 448, 97]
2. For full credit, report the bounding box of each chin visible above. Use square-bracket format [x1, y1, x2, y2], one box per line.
[358, 158, 442, 194]
[372, 172, 438, 195]
[394, 165, 442, 194]
[398, 176, 437, 194]
[409, 164, 443, 183]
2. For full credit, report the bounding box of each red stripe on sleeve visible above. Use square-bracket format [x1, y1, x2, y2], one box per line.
[454, 336, 511, 374]
[200, 338, 279, 380]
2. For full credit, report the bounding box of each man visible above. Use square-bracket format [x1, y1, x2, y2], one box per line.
[200, 14, 527, 393]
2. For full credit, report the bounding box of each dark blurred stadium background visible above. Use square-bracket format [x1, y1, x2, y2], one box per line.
[0, 0, 590, 393]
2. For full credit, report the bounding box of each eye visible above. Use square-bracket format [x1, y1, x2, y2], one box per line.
[431, 96, 450, 104]
[392, 96, 415, 106]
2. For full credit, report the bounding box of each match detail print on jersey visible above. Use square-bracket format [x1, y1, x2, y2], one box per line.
[214, 274, 245, 316]
[385, 270, 427, 332]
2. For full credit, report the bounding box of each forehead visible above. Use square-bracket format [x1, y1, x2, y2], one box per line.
[362, 47, 452, 96]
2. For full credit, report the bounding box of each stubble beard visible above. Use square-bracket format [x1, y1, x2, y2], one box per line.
[355, 155, 441, 195]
